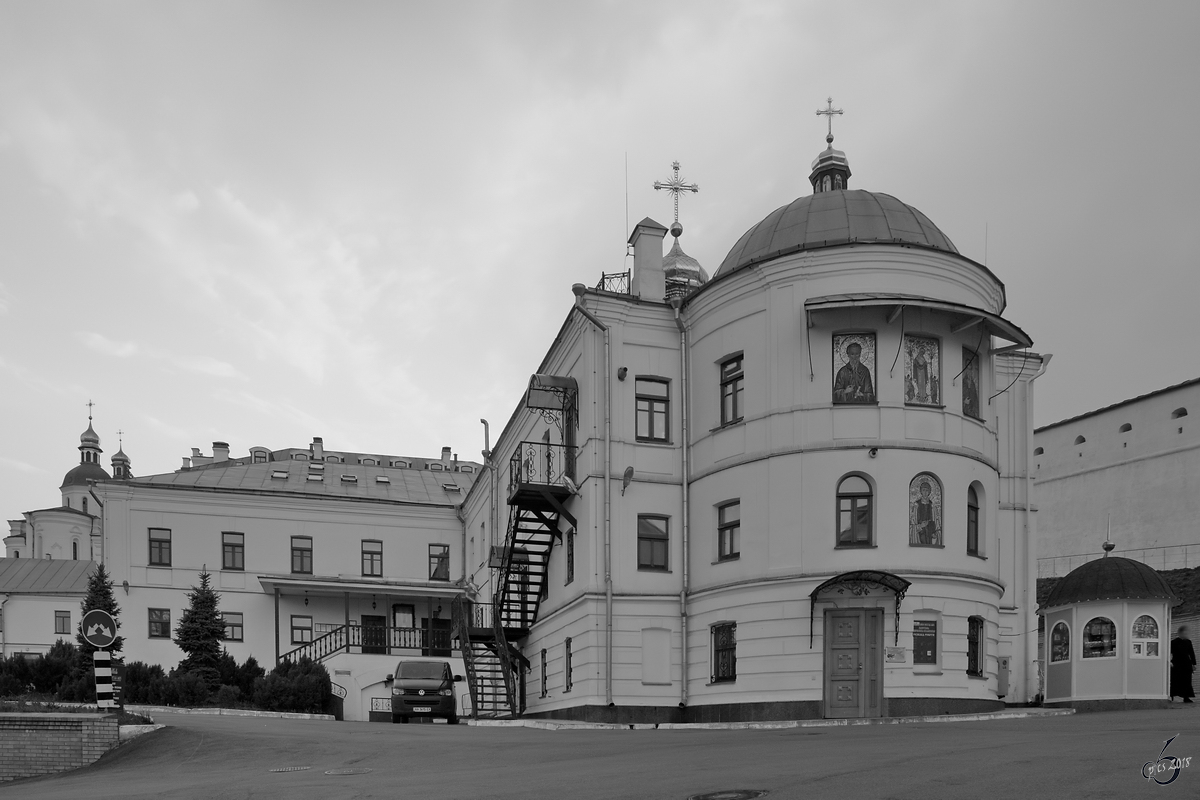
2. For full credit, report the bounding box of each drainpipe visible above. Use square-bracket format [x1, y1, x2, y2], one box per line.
[456, 504, 467, 585]
[571, 283, 613, 706]
[1024, 353, 1051, 701]
[88, 486, 105, 565]
[481, 418, 498, 594]
[671, 297, 690, 709]
[0, 594, 8, 657]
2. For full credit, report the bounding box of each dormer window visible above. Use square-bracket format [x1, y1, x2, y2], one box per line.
[1172, 407, 1188, 419]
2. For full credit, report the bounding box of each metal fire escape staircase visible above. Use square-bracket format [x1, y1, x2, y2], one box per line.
[455, 375, 578, 718]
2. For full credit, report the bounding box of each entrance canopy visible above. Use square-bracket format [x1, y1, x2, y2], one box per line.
[810, 570, 912, 646]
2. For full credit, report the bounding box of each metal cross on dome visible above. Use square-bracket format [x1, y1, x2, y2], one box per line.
[816, 96, 843, 140]
[653, 161, 699, 225]
[86, 399, 95, 422]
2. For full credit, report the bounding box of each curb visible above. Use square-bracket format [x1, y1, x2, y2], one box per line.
[125, 705, 335, 721]
[468, 708, 1075, 731]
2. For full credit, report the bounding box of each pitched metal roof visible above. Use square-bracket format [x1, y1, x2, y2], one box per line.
[0, 558, 95, 594]
[124, 460, 478, 506]
[1040, 556, 1179, 611]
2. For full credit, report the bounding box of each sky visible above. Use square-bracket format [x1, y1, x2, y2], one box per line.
[1, 1, 1198, 518]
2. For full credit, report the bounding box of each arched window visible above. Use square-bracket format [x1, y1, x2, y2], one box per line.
[1083, 617, 1117, 658]
[1073, 435, 1086, 445]
[1172, 407, 1188, 419]
[909, 473, 942, 546]
[822, 175, 831, 192]
[361, 458, 376, 466]
[1050, 621, 1070, 663]
[834, 174, 843, 189]
[82, 497, 88, 515]
[1131, 615, 1160, 658]
[1119, 423, 1132, 433]
[72, 541, 78, 560]
[836, 475, 873, 547]
[966, 486, 980, 556]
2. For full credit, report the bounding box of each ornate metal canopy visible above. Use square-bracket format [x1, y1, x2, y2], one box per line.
[809, 570, 912, 647]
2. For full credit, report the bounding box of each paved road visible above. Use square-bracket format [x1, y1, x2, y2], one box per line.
[6, 706, 1200, 799]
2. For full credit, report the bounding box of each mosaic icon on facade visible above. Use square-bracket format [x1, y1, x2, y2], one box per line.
[832, 333, 876, 404]
[909, 473, 942, 546]
[904, 335, 940, 406]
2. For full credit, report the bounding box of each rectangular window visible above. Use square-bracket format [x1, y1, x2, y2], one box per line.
[253, 452, 268, 463]
[718, 501, 740, 561]
[429, 544, 450, 581]
[361, 540, 383, 577]
[967, 616, 984, 676]
[223, 612, 244, 642]
[966, 503, 980, 557]
[54, 611, 70, 635]
[720, 356, 744, 425]
[635, 378, 669, 442]
[565, 529, 575, 585]
[148, 528, 172, 567]
[291, 615, 313, 644]
[637, 515, 669, 571]
[222, 532, 244, 571]
[913, 620, 938, 665]
[712, 622, 736, 682]
[564, 637, 573, 692]
[540, 649, 548, 698]
[291, 536, 313, 574]
[148, 608, 170, 639]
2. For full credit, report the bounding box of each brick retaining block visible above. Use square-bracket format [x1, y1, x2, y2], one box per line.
[0, 713, 119, 782]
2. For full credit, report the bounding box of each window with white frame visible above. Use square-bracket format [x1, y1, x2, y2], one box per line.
[54, 611, 70, 635]
[291, 615, 313, 644]
[635, 378, 670, 442]
[223, 612, 244, 642]
[362, 540, 383, 577]
[149, 528, 172, 566]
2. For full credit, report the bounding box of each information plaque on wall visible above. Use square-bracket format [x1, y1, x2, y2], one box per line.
[913, 620, 938, 665]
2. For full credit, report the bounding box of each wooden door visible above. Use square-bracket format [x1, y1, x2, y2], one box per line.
[362, 614, 386, 654]
[824, 608, 882, 719]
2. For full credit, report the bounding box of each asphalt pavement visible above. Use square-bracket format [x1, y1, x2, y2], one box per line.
[5, 705, 1200, 799]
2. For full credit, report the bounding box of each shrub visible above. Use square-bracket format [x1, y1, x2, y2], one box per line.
[253, 657, 331, 714]
[31, 640, 76, 694]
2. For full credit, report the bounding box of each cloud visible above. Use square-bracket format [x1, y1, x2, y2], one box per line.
[80, 331, 138, 358]
[0, 281, 10, 314]
[144, 415, 191, 441]
[0, 455, 46, 474]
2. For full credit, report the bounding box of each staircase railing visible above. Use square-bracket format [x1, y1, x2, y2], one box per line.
[508, 441, 576, 497]
[279, 623, 452, 664]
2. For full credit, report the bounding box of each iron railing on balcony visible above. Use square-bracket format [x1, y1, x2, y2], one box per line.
[280, 623, 455, 664]
[508, 441, 576, 495]
[596, 270, 630, 294]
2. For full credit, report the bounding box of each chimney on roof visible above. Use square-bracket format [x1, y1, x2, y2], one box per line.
[441, 446, 451, 463]
[182, 457, 191, 470]
[312, 437, 324, 460]
[629, 217, 668, 302]
[212, 441, 229, 463]
[189, 447, 212, 467]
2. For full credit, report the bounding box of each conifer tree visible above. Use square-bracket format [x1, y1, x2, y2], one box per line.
[174, 570, 226, 674]
[76, 563, 123, 671]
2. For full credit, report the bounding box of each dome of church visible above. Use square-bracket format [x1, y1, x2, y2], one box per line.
[80, 423, 100, 446]
[60, 461, 111, 489]
[715, 189, 958, 278]
[1041, 556, 1178, 611]
[663, 223, 708, 299]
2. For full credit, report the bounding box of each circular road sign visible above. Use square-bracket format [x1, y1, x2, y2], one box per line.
[81, 609, 117, 648]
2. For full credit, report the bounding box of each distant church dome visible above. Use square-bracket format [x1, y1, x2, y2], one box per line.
[1041, 556, 1178, 611]
[716, 190, 958, 278]
[61, 461, 111, 489]
[663, 222, 708, 299]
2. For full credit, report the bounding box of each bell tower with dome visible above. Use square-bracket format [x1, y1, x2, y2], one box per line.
[60, 407, 111, 512]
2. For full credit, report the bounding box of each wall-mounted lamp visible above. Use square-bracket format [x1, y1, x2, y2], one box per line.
[304, 591, 309, 607]
[436, 604, 443, 617]
[122, 580, 129, 595]
[372, 595, 377, 610]
[621, 466, 635, 496]
[617, 367, 628, 381]
[868, 448, 878, 458]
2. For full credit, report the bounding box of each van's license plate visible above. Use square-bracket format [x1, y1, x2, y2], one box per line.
[413, 706, 432, 713]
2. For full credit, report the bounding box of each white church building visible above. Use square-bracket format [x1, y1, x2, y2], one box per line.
[458, 124, 1046, 722]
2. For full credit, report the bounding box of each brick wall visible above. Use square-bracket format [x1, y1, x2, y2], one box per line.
[0, 713, 119, 782]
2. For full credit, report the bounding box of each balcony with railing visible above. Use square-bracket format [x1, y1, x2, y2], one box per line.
[596, 270, 630, 294]
[507, 440, 576, 504]
[281, 623, 455, 664]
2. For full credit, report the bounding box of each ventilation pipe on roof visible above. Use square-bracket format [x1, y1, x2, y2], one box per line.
[571, 282, 613, 706]
[441, 446, 451, 464]
[629, 218, 668, 303]
[312, 437, 324, 461]
[212, 442, 230, 463]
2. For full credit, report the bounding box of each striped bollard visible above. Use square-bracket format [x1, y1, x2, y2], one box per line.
[94, 649, 116, 709]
